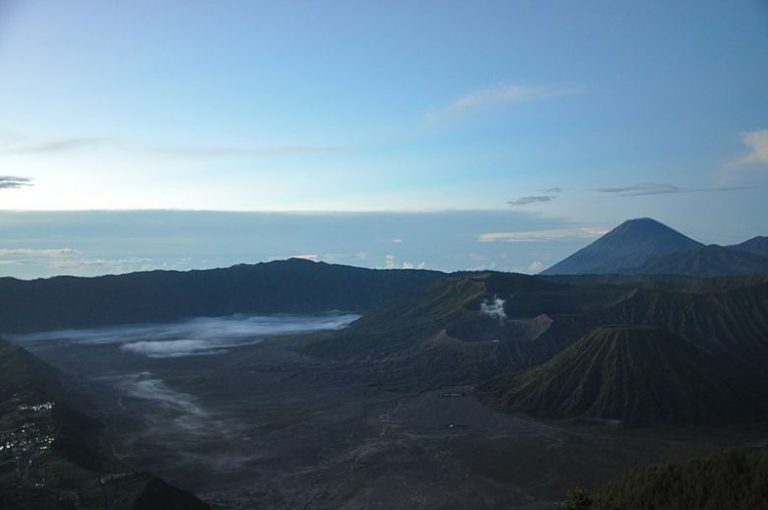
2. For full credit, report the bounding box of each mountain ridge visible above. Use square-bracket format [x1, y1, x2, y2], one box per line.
[729, 235, 768, 258]
[542, 218, 768, 277]
[633, 244, 768, 276]
[0, 258, 446, 333]
[480, 325, 768, 425]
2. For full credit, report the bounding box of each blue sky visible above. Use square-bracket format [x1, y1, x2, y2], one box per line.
[0, 1, 766, 278]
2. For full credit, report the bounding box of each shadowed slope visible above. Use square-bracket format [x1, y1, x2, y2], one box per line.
[302, 273, 621, 383]
[0, 338, 210, 510]
[0, 259, 445, 333]
[591, 281, 768, 362]
[303, 272, 768, 387]
[634, 244, 768, 276]
[482, 326, 766, 425]
[730, 235, 768, 258]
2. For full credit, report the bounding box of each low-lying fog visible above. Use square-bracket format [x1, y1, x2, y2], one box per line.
[11, 312, 359, 358]
[8, 311, 365, 497]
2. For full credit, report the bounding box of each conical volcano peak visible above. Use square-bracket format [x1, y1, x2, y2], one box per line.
[605, 218, 697, 239]
[614, 217, 678, 232]
[541, 218, 703, 275]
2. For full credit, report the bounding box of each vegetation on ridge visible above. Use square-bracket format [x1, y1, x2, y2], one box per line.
[481, 326, 768, 425]
[559, 449, 768, 510]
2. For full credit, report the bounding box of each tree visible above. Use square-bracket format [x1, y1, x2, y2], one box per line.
[558, 487, 592, 510]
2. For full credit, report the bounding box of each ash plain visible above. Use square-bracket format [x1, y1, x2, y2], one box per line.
[12, 313, 761, 510]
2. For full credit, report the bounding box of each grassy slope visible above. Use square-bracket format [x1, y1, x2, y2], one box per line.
[591, 281, 768, 362]
[481, 326, 767, 425]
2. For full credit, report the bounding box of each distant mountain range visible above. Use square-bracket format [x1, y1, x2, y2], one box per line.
[2, 218, 765, 334]
[0, 258, 444, 333]
[541, 218, 768, 276]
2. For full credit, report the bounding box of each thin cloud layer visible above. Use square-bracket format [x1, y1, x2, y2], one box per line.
[595, 182, 745, 197]
[0, 130, 343, 160]
[8, 137, 105, 154]
[508, 195, 556, 206]
[478, 227, 603, 243]
[0, 247, 76, 257]
[596, 183, 684, 196]
[0, 175, 32, 189]
[425, 83, 580, 125]
[145, 144, 346, 159]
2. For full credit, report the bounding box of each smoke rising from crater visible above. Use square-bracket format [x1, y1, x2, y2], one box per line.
[480, 297, 507, 320]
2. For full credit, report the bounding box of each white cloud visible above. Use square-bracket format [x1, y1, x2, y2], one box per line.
[0, 260, 25, 266]
[425, 83, 580, 125]
[290, 254, 320, 262]
[50, 257, 153, 270]
[729, 129, 768, 167]
[384, 254, 396, 269]
[580, 227, 610, 236]
[0, 247, 169, 276]
[528, 260, 544, 273]
[0, 247, 77, 257]
[477, 227, 604, 243]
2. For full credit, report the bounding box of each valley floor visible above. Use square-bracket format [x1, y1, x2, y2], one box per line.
[25, 334, 768, 510]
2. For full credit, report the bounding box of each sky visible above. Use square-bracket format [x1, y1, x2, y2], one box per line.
[0, 0, 766, 278]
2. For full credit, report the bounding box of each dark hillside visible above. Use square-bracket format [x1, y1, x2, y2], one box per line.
[633, 244, 768, 276]
[0, 337, 210, 510]
[578, 449, 768, 510]
[481, 326, 767, 425]
[730, 235, 768, 258]
[303, 272, 768, 388]
[591, 281, 768, 362]
[0, 259, 445, 333]
[302, 273, 616, 382]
